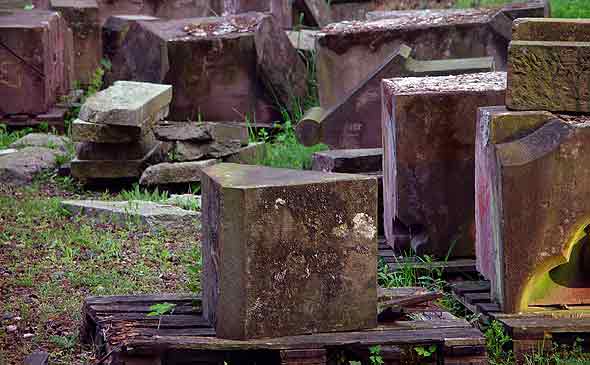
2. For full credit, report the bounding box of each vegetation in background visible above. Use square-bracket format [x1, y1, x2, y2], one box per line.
[456, 0, 590, 18]
[118, 183, 170, 203]
[0, 125, 33, 149]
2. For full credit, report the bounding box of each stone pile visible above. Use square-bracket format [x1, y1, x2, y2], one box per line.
[0, 10, 73, 129]
[71, 81, 172, 182]
[475, 18, 590, 313]
[381, 72, 506, 258]
[201, 163, 378, 339]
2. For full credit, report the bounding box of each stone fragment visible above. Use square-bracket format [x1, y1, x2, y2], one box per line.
[174, 140, 243, 161]
[71, 119, 142, 143]
[0, 10, 73, 114]
[286, 29, 317, 52]
[139, 159, 219, 185]
[0, 147, 64, 185]
[224, 0, 291, 29]
[61, 199, 199, 231]
[223, 142, 266, 164]
[475, 106, 555, 308]
[297, 44, 495, 149]
[382, 72, 506, 258]
[116, 13, 305, 121]
[9, 133, 70, 153]
[154, 122, 212, 142]
[102, 15, 160, 86]
[311, 148, 382, 173]
[475, 110, 590, 313]
[50, 0, 101, 85]
[0, 149, 17, 156]
[24, 351, 49, 365]
[293, 0, 332, 27]
[79, 81, 172, 126]
[205, 122, 249, 145]
[317, 8, 509, 109]
[75, 132, 158, 160]
[201, 163, 378, 339]
[507, 21, 590, 112]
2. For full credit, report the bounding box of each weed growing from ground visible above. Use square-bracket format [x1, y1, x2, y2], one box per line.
[455, 0, 590, 18]
[119, 183, 170, 203]
[0, 125, 33, 149]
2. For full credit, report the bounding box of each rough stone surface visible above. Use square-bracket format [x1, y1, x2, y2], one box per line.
[311, 148, 382, 173]
[223, 0, 291, 29]
[0, 147, 63, 185]
[293, 0, 331, 27]
[140, 159, 220, 185]
[316, 8, 508, 109]
[154, 122, 249, 145]
[223, 142, 266, 164]
[9, 133, 70, 152]
[0, 10, 73, 115]
[75, 132, 158, 161]
[174, 140, 243, 161]
[202, 163, 378, 339]
[79, 81, 172, 126]
[61, 199, 199, 231]
[475, 106, 555, 310]
[298, 44, 494, 149]
[507, 39, 590, 113]
[71, 119, 142, 143]
[475, 110, 590, 313]
[50, 0, 101, 85]
[286, 29, 318, 52]
[512, 18, 590, 42]
[382, 72, 506, 258]
[113, 13, 304, 122]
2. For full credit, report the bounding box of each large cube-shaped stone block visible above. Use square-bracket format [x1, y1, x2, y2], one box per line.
[0, 10, 73, 115]
[202, 163, 378, 339]
[507, 19, 590, 113]
[381, 72, 506, 258]
[111, 12, 306, 122]
[50, 0, 101, 85]
[317, 8, 509, 109]
[476, 108, 590, 313]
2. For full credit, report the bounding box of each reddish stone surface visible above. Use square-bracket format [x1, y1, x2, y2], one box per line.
[476, 111, 590, 312]
[50, 0, 101, 85]
[0, 10, 72, 115]
[115, 13, 303, 122]
[202, 163, 378, 339]
[224, 0, 292, 29]
[381, 72, 506, 258]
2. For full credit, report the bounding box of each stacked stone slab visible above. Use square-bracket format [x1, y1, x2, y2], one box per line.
[201, 163, 378, 339]
[0, 10, 73, 118]
[110, 12, 306, 122]
[381, 72, 506, 258]
[316, 5, 544, 110]
[71, 81, 172, 182]
[476, 19, 590, 313]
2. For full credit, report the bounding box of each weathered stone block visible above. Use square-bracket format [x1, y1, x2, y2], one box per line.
[475, 110, 590, 313]
[224, 0, 291, 29]
[507, 20, 590, 113]
[512, 18, 590, 42]
[202, 163, 378, 339]
[0, 10, 73, 115]
[173, 140, 243, 161]
[317, 8, 508, 109]
[154, 122, 249, 145]
[71, 119, 142, 143]
[223, 142, 266, 164]
[75, 132, 158, 160]
[139, 159, 219, 185]
[382, 72, 506, 258]
[112, 13, 305, 122]
[311, 148, 382, 173]
[293, 0, 331, 27]
[50, 0, 101, 85]
[79, 81, 172, 126]
[297, 44, 494, 149]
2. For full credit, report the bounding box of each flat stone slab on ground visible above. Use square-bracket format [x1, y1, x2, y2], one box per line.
[381, 72, 506, 258]
[9, 133, 70, 152]
[140, 159, 220, 185]
[316, 8, 509, 109]
[78, 81, 172, 126]
[201, 163, 378, 340]
[507, 19, 590, 113]
[0, 10, 72, 115]
[61, 199, 200, 231]
[0, 147, 64, 185]
[475, 108, 590, 313]
[311, 148, 382, 173]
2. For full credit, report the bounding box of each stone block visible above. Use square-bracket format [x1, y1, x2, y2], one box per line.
[475, 110, 590, 313]
[293, 0, 331, 27]
[507, 20, 590, 113]
[223, 142, 266, 164]
[173, 140, 243, 161]
[317, 8, 509, 109]
[201, 163, 378, 339]
[0, 10, 73, 115]
[311, 148, 382, 173]
[0, 147, 64, 185]
[224, 0, 291, 29]
[71, 119, 142, 143]
[154, 122, 249, 145]
[296, 44, 494, 149]
[114, 13, 305, 122]
[475, 106, 555, 308]
[75, 132, 158, 160]
[50, 0, 101, 85]
[382, 72, 506, 258]
[140, 159, 220, 185]
[79, 81, 172, 126]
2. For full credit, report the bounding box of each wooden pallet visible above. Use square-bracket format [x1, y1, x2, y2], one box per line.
[451, 280, 590, 361]
[81, 291, 487, 365]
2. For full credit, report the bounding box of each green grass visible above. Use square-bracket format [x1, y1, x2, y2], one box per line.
[118, 183, 170, 203]
[455, 0, 590, 18]
[0, 125, 33, 149]
[0, 183, 201, 364]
